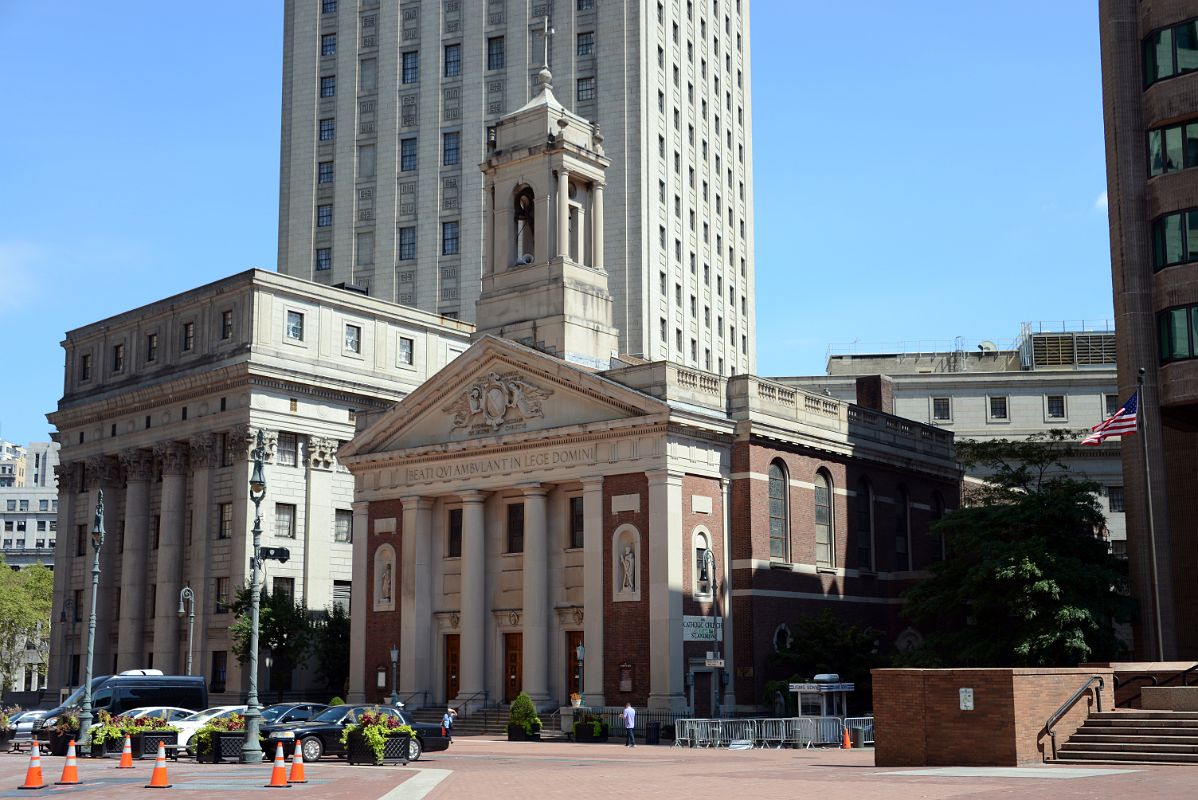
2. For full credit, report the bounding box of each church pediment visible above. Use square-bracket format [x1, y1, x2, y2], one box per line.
[341, 336, 668, 458]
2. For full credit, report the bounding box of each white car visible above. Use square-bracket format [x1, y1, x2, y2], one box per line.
[174, 706, 248, 754]
[122, 707, 195, 723]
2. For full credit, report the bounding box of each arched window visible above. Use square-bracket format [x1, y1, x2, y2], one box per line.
[930, 492, 945, 562]
[768, 460, 789, 561]
[693, 528, 713, 598]
[814, 470, 834, 568]
[894, 487, 910, 571]
[514, 186, 536, 262]
[855, 478, 873, 570]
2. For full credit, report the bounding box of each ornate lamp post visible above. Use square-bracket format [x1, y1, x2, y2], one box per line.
[575, 642, 585, 705]
[698, 549, 721, 717]
[79, 489, 106, 755]
[240, 430, 267, 764]
[389, 645, 399, 706]
[177, 586, 196, 676]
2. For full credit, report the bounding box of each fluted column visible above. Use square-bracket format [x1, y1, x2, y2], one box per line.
[581, 476, 605, 706]
[591, 182, 604, 271]
[187, 435, 219, 678]
[117, 449, 154, 670]
[455, 491, 487, 710]
[647, 469, 687, 712]
[347, 500, 370, 703]
[520, 485, 550, 707]
[152, 442, 188, 672]
[557, 169, 570, 258]
[398, 496, 433, 707]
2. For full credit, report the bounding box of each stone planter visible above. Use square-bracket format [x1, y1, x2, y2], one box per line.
[44, 730, 76, 757]
[345, 729, 410, 765]
[198, 732, 247, 763]
[573, 722, 610, 743]
[507, 724, 541, 742]
[137, 731, 178, 757]
[570, 699, 582, 708]
[0, 730, 12, 752]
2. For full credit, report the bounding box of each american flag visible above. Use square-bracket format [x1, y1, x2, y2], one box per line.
[1082, 392, 1139, 446]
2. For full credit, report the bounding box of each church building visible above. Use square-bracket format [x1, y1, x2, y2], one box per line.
[340, 68, 960, 715]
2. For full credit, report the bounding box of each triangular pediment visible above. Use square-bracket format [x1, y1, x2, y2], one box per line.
[340, 336, 669, 458]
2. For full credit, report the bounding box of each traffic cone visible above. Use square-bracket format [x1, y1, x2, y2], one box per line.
[54, 739, 81, 785]
[18, 739, 45, 790]
[264, 742, 291, 789]
[287, 741, 307, 784]
[117, 735, 135, 769]
[841, 726, 852, 750]
[144, 741, 172, 789]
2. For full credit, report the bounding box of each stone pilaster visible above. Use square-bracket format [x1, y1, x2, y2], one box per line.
[647, 469, 687, 712]
[51, 461, 80, 688]
[304, 437, 338, 614]
[455, 490, 487, 711]
[347, 500, 369, 703]
[399, 496, 433, 707]
[581, 476, 605, 706]
[520, 485, 550, 708]
[187, 435, 219, 677]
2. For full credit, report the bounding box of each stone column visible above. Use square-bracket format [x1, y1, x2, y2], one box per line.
[557, 169, 570, 258]
[581, 476, 605, 706]
[399, 496, 434, 707]
[187, 435, 219, 678]
[152, 442, 188, 672]
[51, 462, 79, 688]
[347, 500, 370, 703]
[304, 437, 339, 612]
[455, 490, 487, 710]
[591, 182, 604, 272]
[485, 182, 497, 274]
[116, 449, 154, 671]
[647, 469, 687, 712]
[84, 456, 122, 674]
[520, 485, 550, 708]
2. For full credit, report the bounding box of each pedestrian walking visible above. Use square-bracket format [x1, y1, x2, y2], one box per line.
[623, 702, 636, 747]
[442, 707, 456, 741]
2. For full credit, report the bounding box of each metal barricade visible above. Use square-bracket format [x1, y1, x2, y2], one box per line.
[786, 717, 816, 748]
[673, 719, 694, 747]
[842, 716, 874, 746]
[722, 718, 756, 747]
[810, 716, 845, 745]
[755, 718, 788, 748]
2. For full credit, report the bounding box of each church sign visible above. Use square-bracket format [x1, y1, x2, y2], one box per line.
[404, 444, 597, 484]
[682, 615, 724, 641]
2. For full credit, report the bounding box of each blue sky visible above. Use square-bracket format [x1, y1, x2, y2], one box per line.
[0, 2, 1112, 445]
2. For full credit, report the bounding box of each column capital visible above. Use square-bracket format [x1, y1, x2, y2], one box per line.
[189, 434, 220, 470]
[581, 475, 605, 492]
[84, 455, 121, 488]
[518, 483, 549, 498]
[154, 441, 189, 476]
[306, 436, 339, 471]
[229, 424, 277, 462]
[645, 468, 685, 487]
[458, 490, 488, 505]
[119, 448, 155, 482]
[399, 495, 435, 511]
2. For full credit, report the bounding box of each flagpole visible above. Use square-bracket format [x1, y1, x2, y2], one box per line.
[1138, 367, 1165, 661]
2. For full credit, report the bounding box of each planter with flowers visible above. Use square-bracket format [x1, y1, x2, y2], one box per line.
[90, 711, 179, 758]
[0, 706, 18, 751]
[506, 692, 542, 741]
[41, 710, 80, 756]
[569, 693, 583, 709]
[572, 714, 610, 743]
[193, 713, 247, 763]
[341, 708, 413, 765]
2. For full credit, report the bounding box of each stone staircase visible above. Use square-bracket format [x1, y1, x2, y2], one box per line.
[1057, 711, 1198, 764]
[409, 705, 567, 739]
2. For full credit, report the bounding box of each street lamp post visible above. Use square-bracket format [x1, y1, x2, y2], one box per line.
[575, 642, 585, 705]
[698, 549, 721, 717]
[240, 430, 267, 764]
[79, 489, 106, 755]
[389, 645, 399, 706]
[177, 586, 196, 676]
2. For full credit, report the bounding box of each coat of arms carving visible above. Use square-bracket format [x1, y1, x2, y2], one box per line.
[443, 371, 554, 431]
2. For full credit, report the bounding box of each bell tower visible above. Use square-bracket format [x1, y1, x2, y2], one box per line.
[474, 65, 619, 370]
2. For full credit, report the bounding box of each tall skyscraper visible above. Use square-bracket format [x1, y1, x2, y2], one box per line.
[278, 0, 756, 373]
[1099, 0, 1198, 659]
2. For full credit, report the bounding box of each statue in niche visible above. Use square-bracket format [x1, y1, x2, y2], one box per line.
[620, 544, 635, 593]
[380, 562, 393, 603]
[514, 188, 535, 264]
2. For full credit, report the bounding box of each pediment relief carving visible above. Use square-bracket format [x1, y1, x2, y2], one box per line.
[441, 371, 554, 433]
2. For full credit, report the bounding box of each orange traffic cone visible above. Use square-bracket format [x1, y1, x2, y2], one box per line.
[264, 742, 291, 789]
[18, 739, 45, 790]
[55, 739, 81, 785]
[144, 741, 172, 789]
[287, 741, 307, 784]
[842, 726, 852, 750]
[116, 734, 134, 769]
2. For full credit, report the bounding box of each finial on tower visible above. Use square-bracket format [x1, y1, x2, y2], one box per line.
[540, 16, 554, 86]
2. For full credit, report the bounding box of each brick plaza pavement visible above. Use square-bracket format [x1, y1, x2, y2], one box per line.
[0, 738, 1192, 799]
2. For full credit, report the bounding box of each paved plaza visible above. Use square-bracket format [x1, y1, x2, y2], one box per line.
[0, 738, 1190, 799]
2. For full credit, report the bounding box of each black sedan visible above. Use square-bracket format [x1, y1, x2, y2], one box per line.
[260, 704, 449, 762]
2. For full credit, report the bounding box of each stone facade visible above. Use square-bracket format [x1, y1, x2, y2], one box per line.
[47, 270, 471, 699]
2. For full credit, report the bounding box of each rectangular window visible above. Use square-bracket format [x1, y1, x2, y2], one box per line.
[444, 43, 461, 77]
[333, 580, 351, 614]
[568, 496, 584, 549]
[273, 577, 295, 599]
[321, 33, 336, 56]
[578, 0, 594, 9]
[989, 396, 1008, 420]
[221, 309, 233, 340]
[218, 503, 233, 539]
[210, 650, 228, 692]
[317, 204, 333, 227]
[506, 503, 524, 553]
[183, 322, 195, 351]
[402, 50, 419, 83]
[932, 397, 951, 421]
[576, 77, 595, 102]
[442, 221, 460, 255]
[1046, 395, 1066, 419]
[319, 118, 335, 141]
[275, 503, 297, 538]
[1108, 486, 1126, 513]
[443, 131, 461, 166]
[286, 310, 304, 341]
[343, 323, 362, 354]
[80, 353, 92, 380]
[112, 343, 124, 372]
[335, 509, 353, 543]
[577, 32, 594, 56]
[400, 138, 417, 171]
[1105, 393, 1120, 416]
[398, 335, 415, 365]
[277, 433, 298, 466]
[398, 227, 416, 260]
[487, 36, 505, 70]
[322, 0, 337, 12]
[320, 75, 336, 97]
[447, 508, 463, 558]
[215, 578, 230, 614]
[318, 161, 334, 184]
[315, 247, 332, 271]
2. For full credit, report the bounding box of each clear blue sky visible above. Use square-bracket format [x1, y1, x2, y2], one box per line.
[0, 1, 1112, 445]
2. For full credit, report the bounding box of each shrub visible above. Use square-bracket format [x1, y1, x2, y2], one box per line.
[0, 706, 21, 733]
[52, 711, 80, 736]
[192, 713, 245, 757]
[508, 692, 541, 736]
[328, 696, 345, 707]
[571, 714, 605, 738]
[339, 708, 414, 762]
[89, 711, 180, 747]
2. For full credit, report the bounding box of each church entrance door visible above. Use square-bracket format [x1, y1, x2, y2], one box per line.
[504, 633, 523, 704]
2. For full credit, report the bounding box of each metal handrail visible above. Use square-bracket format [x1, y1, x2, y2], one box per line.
[455, 690, 488, 716]
[394, 690, 427, 709]
[1044, 675, 1104, 761]
[1115, 663, 1198, 708]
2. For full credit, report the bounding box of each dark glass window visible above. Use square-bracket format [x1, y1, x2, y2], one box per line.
[1046, 395, 1066, 419]
[894, 488, 910, 570]
[400, 138, 417, 172]
[447, 508, 462, 558]
[1147, 121, 1198, 177]
[317, 204, 333, 227]
[989, 396, 1008, 419]
[443, 131, 461, 166]
[814, 471, 833, 567]
[322, 0, 337, 13]
[221, 310, 233, 339]
[321, 34, 336, 57]
[506, 503, 524, 553]
[315, 247, 332, 271]
[402, 51, 419, 83]
[855, 478, 873, 570]
[487, 37, 505, 70]
[768, 461, 788, 560]
[1159, 305, 1197, 362]
[319, 118, 335, 140]
[80, 353, 91, 381]
[577, 32, 594, 56]
[569, 496, 584, 549]
[441, 221, 460, 255]
[932, 397, 951, 420]
[318, 161, 334, 184]
[398, 227, 416, 260]
[320, 75, 336, 97]
[1142, 20, 1198, 87]
[1109, 486, 1125, 513]
[444, 43, 461, 77]
[577, 77, 596, 101]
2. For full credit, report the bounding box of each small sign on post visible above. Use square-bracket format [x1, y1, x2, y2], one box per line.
[704, 658, 725, 668]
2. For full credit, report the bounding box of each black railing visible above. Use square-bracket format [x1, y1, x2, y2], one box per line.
[1115, 663, 1198, 708]
[1044, 675, 1104, 761]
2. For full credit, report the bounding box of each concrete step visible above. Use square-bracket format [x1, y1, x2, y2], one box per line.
[1067, 733, 1198, 746]
[1085, 718, 1198, 728]
[1061, 740, 1198, 754]
[1091, 711, 1198, 721]
[1055, 749, 1198, 764]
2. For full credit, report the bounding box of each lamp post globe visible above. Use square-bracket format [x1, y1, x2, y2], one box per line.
[240, 429, 268, 764]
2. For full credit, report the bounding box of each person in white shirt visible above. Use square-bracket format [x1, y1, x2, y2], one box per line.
[622, 703, 636, 747]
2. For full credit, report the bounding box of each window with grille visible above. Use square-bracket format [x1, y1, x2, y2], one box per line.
[320, 75, 336, 97]
[444, 43, 461, 77]
[277, 433, 298, 466]
[1046, 395, 1066, 419]
[577, 77, 595, 101]
[814, 471, 833, 567]
[441, 221, 460, 255]
[989, 396, 1008, 420]
[447, 508, 462, 557]
[276, 503, 297, 538]
[400, 138, 417, 171]
[317, 204, 333, 227]
[319, 118, 335, 140]
[398, 227, 416, 260]
[315, 247, 332, 271]
[321, 34, 336, 56]
[487, 37, 505, 70]
[932, 397, 951, 421]
[768, 461, 789, 560]
[335, 509, 353, 543]
[402, 51, 419, 83]
[443, 131, 460, 166]
[215, 578, 230, 613]
[218, 503, 232, 539]
[577, 32, 594, 56]
[318, 161, 334, 184]
[506, 503, 524, 553]
[568, 496, 584, 549]
[1109, 486, 1125, 513]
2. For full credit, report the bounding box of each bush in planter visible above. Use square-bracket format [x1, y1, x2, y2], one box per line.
[571, 714, 609, 741]
[52, 710, 81, 737]
[89, 711, 180, 751]
[508, 692, 542, 738]
[328, 696, 345, 706]
[192, 713, 245, 759]
[339, 708, 414, 764]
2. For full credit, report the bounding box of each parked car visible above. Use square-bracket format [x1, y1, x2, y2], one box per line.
[36, 673, 208, 739]
[122, 707, 196, 722]
[260, 704, 449, 762]
[11, 710, 48, 746]
[260, 703, 328, 726]
[174, 706, 248, 754]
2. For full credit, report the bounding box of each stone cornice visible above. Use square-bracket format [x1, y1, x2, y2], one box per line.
[50, 365, 252, 429]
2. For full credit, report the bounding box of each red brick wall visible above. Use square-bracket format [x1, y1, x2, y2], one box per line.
[873, 668, 1113, 766]
[602, 473, 650, 705]
[681, 474, 726, 665]
[364, 498, 403, 704]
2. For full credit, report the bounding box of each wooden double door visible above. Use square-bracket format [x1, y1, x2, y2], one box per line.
[444, 634, 460, 702]
[504, 633, 523, 703]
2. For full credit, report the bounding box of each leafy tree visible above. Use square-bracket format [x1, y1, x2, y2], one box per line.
[230, 586, 313, 691]
[763, 610, 884, 715]
[310, 604, 350, 694]
[0, 560, 53, 688]
[900, 432, 1135, 667]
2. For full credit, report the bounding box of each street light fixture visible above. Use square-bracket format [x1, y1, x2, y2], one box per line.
[79, 489, 106, 755]
[177, 586, 196, 676]
[240, 429, 267, 764]
[575, 642, 585, 705]
[389, 645, 399, 706]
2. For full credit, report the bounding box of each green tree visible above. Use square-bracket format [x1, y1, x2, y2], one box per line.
[310, 604, 350, 694]
[230, 586, 313, 691]
[0, 560, 53, 687]
[763, 610, 884, 715]
[900, 432, 1135, 667]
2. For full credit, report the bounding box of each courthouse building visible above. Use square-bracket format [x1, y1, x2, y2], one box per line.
[340, 70, 960, 715]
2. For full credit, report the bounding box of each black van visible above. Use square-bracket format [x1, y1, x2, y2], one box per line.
[37, 672, 207, 735]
